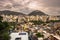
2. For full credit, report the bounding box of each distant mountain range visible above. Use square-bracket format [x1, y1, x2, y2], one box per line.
[0, 10, 25, 15]
[28, 10, 48, 16]
[0, 10, 48, 16]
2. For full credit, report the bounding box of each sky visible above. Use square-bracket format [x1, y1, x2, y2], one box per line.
[0, 0, 60, 15]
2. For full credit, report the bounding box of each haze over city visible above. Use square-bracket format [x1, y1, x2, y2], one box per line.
[0, 0, 60, 15]
[0, 0, 60, 40]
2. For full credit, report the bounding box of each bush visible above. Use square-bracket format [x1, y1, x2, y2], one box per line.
[36, 32, 44, 38]
[0, 33, 10, 40]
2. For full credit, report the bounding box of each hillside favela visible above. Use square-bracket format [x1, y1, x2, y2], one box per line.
[0, 0, 60, 40]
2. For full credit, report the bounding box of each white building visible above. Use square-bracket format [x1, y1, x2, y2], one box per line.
[10, 32, 28, 40]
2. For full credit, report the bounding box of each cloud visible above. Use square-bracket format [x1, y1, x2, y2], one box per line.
[38, 0, 60, 7]
[0, 0, 60, 15]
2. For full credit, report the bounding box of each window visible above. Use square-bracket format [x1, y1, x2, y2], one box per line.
[19, 33, 26, 35]
[15, 38, 21, 40]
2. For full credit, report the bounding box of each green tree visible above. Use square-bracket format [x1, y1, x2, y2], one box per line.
[0, 16, 3, 21]
[0, 16, 10, 40]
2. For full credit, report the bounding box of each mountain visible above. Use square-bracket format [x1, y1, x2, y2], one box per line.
[0, 10, 26, 15]
[28, 10, 48, 16]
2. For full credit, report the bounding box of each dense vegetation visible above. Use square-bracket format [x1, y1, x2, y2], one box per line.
[30, 20, 44, 25]
[0, 16, 11, 40]
[30, 20, 60, 25]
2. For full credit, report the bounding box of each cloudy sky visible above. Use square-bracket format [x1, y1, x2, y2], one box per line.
[0, 0, 60, 15]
